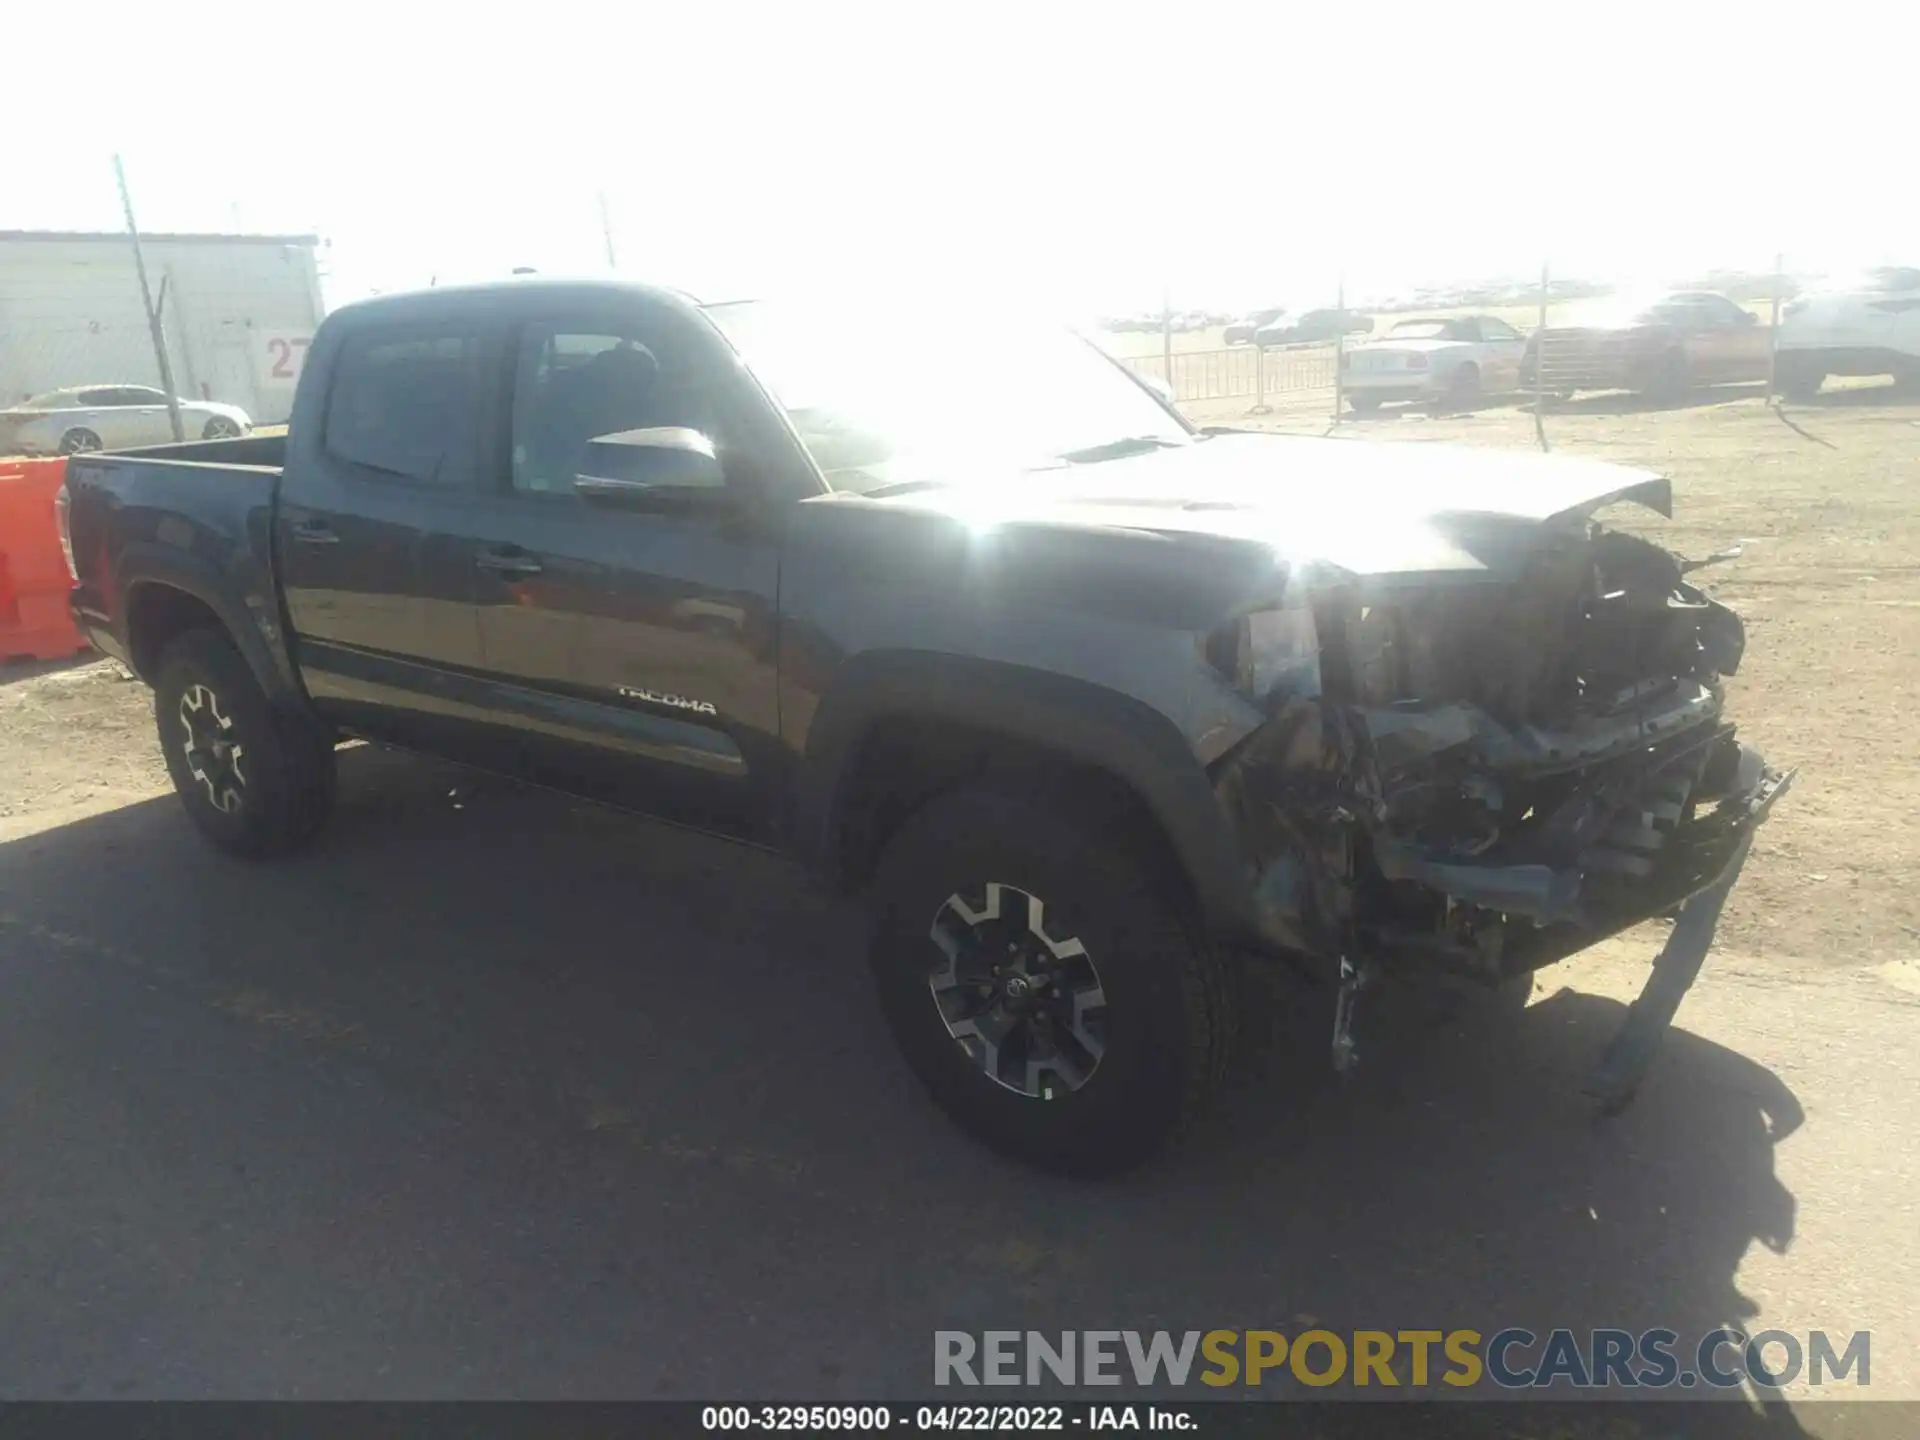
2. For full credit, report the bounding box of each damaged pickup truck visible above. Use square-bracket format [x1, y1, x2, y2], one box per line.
[59, 281, 1790, 1175]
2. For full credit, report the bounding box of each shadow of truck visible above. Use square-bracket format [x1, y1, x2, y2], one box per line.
[0, 746, 1820, 1418]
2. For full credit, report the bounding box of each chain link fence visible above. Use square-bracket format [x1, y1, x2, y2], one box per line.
[1102, 263, 1914, 454]
[1, 326, 168, 406]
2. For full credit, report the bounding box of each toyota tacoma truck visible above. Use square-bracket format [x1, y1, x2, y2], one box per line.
[58, 279, 1791, 1175]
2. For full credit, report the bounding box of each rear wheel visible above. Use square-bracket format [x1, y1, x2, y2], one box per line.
[202, 415, 244, 440]
[867, 783, 1236, 1176]
[58, 427, 102, 455]
[1436, 361, 1481, 412]
[1348, 392, 1383, 413]
[153, 628, 335, 858]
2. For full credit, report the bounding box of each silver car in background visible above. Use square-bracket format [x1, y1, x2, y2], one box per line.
[0, 385, 251, 456]
[1342, 314, 1529, 411]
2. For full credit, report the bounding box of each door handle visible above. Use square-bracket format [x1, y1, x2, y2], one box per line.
[476, 548, 543, 579]
[290, 519, 340, 545]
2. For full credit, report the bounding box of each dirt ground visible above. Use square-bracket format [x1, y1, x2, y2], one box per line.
[0, 660, 166, 839]
[3, 386, 1915, 970]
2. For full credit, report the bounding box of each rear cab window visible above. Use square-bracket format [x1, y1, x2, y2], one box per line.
[323, 327, 484, 486]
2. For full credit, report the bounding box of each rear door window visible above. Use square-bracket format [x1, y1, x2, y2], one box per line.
[324, 328, 483, 485]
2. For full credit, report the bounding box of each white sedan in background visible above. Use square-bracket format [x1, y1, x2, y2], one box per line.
[0, 385, 251, 456]
[1775, 266, 1920, 398]
[1341, 315, 1528, 411]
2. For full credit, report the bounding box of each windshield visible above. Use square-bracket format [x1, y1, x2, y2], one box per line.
[705, 300, 1192, 493]
[18, 390, 78, 410]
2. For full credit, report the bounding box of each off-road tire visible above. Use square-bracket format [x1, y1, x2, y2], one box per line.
[153, 628, 335, 858]
[1775, 358, 1826, 402]
[868, 782, 1236, 1176]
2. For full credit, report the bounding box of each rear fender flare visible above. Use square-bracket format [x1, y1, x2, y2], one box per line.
[116, 543, 302, 708]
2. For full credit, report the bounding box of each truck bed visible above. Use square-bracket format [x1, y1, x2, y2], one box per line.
[62, 433, 294, 692]
[109, 431, 288, 469]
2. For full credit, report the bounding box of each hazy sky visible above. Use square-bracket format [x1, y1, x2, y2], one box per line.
[10, 0, 1910, 316]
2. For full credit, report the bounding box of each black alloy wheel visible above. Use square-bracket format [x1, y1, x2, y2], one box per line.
[927, 881, 1108, 1100]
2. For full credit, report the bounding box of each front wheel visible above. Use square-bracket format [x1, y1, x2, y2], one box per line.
[154, 628, 336, 857]
[202, 415, 244, 440]
[1348, 392, 1383, 413]
[867, 783, 1236, 1176]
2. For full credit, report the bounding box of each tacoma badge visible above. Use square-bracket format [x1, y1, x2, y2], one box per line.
[618, 686, 718, 716]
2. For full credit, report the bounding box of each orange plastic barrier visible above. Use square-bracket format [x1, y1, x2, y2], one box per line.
[0, 455, 88, 662]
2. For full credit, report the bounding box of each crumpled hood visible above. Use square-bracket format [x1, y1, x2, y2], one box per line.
[862, 432, 1673, 581]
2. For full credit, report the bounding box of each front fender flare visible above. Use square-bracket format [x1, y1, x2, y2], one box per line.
[795, 651, 1259, 941]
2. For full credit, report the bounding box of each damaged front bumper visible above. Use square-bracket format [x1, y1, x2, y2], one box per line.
[1218, 689, 1791, 970]
[1217, 692, 1793, 1102]
[1208, 553, 1793, 1103]
[1583, 756, 1791, 1109]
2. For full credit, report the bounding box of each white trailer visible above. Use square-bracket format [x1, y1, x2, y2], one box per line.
[0, 230, 325, 425]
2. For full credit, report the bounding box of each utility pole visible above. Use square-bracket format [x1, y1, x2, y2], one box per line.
[1533, 261, 1551, 451]
[1160, 285, 1173, 395]
[1767, 250, 1784, 404]
[598, 190, 618, 271]
[1332, 275, 1346, 426]
[113, 154, 185, 443]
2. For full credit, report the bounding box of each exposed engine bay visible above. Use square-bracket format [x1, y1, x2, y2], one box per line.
[1212, 512, 1792, 1011]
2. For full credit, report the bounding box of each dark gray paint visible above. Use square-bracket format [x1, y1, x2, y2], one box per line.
[63, 276, 1777, 969]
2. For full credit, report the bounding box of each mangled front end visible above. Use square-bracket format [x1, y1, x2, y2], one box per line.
[1209, 494, 1791, 1101]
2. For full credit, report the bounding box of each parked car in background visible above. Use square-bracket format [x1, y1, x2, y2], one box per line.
[1223, 308, 1287, 346]
[1342, 315, 1529, 411]
[1521, 292, 1771, 399]
[1775, 266, 1920, 399]
[1254, 308, 1374, 348]
[1, 386, 250, 455]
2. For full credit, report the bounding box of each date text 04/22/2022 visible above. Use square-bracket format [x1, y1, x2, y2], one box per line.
[699, 1404, 1189, 1431]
